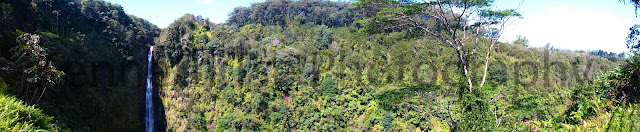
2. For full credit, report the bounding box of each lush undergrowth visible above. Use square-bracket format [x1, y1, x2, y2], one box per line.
[0, 94, 59, 131]
[0, 79, 59, 131]
[531, 55, 640, 131]
[0, 0, 637, 131]
[154, 11, 616, 131]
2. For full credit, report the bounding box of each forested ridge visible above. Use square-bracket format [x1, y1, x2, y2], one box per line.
[1, 0, 640, 131]
[154, 0, 634, 131]
[0, 0, 158, 131]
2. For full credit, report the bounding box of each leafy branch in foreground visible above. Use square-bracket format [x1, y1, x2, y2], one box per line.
[10, 33, 64, 105]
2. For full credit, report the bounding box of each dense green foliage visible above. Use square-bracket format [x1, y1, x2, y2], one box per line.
[0, 93, 59, 131]
[0, 77, 58, 131]
[0, 0, 637, 131]
[228, 0, 357, 27]
[154, 4, 616, 130]
[597, 55, 640, 104]
[1, 0, 159, 131]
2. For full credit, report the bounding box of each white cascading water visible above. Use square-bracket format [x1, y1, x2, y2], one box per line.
[145, 46, 154, 132]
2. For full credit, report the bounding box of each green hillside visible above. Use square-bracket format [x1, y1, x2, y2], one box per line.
[1, 0, 639, 131]
[152, 1, 621, 130]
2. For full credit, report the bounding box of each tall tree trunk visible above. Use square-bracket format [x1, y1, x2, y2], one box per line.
[462, 60, 473, 92]
[480, 42, 496, 88]
[457, 49, 473, 92]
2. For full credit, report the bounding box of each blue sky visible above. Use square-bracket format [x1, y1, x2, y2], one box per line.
[105, 0, 640, 53]
[104, 0, 265, 27]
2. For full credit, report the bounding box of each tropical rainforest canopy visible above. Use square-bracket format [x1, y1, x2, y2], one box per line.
[0, 0, 639, 131]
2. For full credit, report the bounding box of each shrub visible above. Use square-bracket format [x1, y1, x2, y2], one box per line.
[0, 94, 58, 131]
[320, 75, 337, 97]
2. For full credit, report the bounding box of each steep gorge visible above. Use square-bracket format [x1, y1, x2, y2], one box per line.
[1, 0, 158, 131]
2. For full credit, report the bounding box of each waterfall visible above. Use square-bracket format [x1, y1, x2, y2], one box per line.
[145, 46, 154, 132]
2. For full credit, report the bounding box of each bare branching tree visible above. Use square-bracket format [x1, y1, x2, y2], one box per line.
[358, 0, 521, 92]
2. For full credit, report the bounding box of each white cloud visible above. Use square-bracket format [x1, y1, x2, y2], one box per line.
[501, 4, 634, 53]
[200, 0, 213, 4]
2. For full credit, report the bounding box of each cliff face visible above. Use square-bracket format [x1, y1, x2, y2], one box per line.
[0, 0, 159, 131]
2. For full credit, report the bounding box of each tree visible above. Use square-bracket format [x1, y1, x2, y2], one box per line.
[313, 25, 334, 50]
[620, 0, 640, 16]
[320, 75, 337, 97]
[303, 63, 317, 84]
[1, 2, 12, 23]
[626, 24, 640, 54]
[513, 35, 529, 47]
[621, 0, 640, 54]
[10, 33, 64, 104]
[357, 0, 521, 92]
